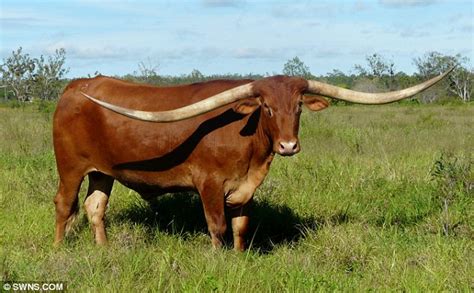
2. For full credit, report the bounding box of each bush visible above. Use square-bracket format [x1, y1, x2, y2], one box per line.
[431, 152, 473, 236]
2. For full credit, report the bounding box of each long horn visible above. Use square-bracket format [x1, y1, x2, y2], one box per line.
[81, 83, 255, 122]
[306, 67, 454, 104]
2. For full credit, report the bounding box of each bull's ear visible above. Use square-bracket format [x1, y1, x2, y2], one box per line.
[303, 95, 329, 112]
[233, 98, 261, 115]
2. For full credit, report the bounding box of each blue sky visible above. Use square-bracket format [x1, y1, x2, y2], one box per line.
[1, 0, 472, 78]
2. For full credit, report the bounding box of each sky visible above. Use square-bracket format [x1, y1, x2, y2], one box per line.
[1, 0, 472, 78]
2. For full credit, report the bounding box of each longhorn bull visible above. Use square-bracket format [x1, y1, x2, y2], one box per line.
[53, 69, 452, 250]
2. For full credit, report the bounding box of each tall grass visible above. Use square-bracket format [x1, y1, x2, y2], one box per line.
[0, 104, 472, 291]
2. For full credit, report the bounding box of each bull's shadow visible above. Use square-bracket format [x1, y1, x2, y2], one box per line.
[114, 109, 259, 172]
[113, 192, 349, 253]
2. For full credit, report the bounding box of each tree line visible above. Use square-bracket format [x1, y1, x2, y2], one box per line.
[1, 47, 472, 104]
[0, 47, 68, 102]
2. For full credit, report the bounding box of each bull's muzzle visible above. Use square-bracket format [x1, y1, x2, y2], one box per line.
[276, 140, 300, 156]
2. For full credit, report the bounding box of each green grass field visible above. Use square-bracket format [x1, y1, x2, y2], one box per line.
[0, 103, 472, 291]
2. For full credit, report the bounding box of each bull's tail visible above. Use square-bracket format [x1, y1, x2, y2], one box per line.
[64, 200, 80, 235]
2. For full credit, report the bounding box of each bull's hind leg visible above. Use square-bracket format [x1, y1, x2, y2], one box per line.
[54, 174, 83, 246]
[84, 172, 114, 245]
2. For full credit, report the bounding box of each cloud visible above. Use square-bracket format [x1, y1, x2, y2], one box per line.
[0, 9, 46, 29]
[399, 27, 429, 38]
[44, 41, 140, 60]
[271, 5, 304, 18]
[0, 16, 42, 28]
[156, 47, 278, 61]
[70, 47, 134, 60]
[202, 0, 243, 8]
[0, 8, 80, 31]
[459, 23, 473, 33]
[145, 46, 282, 62]
[379, 0, 438, 8]
[232, 48, 282, 59]
[353, 0, 371, 11]
[173, 29, 204, 41]
[304, 21, 322, 27]
[446, 13, 474, 34]
[146, 47, 223, 61]
[312, 48, 345, 59]
[271, 3, 334, 18]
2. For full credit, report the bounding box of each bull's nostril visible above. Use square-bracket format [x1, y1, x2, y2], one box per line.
[279, 142, 285, 150]
[292, 143, 297, 150]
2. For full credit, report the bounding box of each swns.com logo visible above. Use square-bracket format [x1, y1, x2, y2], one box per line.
[1, 281, 65, 292]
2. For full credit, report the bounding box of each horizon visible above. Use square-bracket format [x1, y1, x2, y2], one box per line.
[1, 0, 472, 78]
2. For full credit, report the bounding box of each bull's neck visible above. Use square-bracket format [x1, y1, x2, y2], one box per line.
[253, 112, 274, 163]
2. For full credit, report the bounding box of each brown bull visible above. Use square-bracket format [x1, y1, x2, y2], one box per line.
[53, 69, 452, 250]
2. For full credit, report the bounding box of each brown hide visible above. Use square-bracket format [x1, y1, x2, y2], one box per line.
[53, 75, 317, 250]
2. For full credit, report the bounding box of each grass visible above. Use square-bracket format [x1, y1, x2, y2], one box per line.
[0, 103, 472, 291]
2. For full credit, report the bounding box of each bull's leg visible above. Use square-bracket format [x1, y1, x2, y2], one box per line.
[198, 182, 227, 249]
[54, 175, 83, 246]
[84, 172, 114, 245]
[229, 199, 252, 251]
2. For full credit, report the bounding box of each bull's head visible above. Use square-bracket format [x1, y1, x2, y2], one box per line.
[231, 76, 329, 156]
[82, 68, 453, 156]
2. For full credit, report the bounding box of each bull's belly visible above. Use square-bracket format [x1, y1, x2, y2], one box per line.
[117, 179, 196, 200]
[109, 153, 274, 207]
[112, 168, 196, 200]
[120, 177, 259, 208]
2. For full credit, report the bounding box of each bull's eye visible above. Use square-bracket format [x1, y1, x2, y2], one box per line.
[296, 101, 303, 113]
[263, 103, 273, 117]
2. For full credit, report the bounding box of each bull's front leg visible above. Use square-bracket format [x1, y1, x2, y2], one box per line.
[198, 181, 227, 249]
[229, 199, 252, 251]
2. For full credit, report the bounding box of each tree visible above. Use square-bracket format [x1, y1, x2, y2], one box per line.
[282, 56, 312, 78]
[354, 53, 396, 90]
[0, 47, 35, 102]
[413, 52, 472, 102]
[448, 66, 473, 102]
[33, 48, 69, 100]
[189, 69, 204, 81]
[1, 47, 69, 102]
[325, 69, 353, 89]
[367, 53, 395, 78]
[135, 58, 160, 84]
